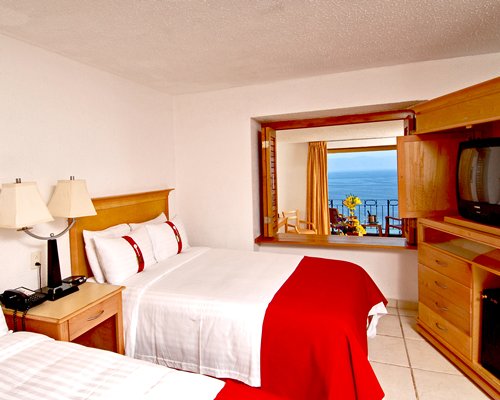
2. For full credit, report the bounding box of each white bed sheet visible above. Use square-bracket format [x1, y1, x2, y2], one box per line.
[0, 331, 224, 400]
[122, 247, 303, 386]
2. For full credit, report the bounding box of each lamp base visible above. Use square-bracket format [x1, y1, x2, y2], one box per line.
[40, 282, 79, 301]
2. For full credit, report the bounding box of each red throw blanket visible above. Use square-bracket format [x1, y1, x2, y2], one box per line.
[261, 256, 387, 400]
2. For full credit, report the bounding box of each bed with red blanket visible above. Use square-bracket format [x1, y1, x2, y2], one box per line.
[70, 190, 387, 400]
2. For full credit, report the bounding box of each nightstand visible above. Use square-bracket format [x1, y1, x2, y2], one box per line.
[2, 282, 124, 354]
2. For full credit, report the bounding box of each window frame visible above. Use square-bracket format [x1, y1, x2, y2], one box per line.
[257, 110, 415, 247]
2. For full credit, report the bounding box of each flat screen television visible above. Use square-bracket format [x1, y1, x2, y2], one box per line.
[456, 137, 500, 226]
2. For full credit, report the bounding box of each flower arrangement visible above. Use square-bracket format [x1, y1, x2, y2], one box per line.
[342, 194, 362, 216]
[352, 218, 366, 236]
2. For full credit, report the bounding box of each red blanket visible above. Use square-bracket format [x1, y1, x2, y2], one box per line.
[261, 256, 386, 400]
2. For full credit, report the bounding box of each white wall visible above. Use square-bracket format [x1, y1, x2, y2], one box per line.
[173, 53, 500, 301]
[0, 34, 175, 292]
[276, 142, 308, 222]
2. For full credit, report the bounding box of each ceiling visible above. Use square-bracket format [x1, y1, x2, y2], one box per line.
[1, 0, 499, 95]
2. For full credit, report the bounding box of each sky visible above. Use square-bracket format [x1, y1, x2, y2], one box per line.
[327, 150, 397, 172]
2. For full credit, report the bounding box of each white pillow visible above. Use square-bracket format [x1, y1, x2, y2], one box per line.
[0, 311, 8, 336]
[94, 226, 157, 284]
[170, 216, 190, 249]
[146, 223, 182, 262]
[129, 212, 167, 230]
[83, 224, 131, 283]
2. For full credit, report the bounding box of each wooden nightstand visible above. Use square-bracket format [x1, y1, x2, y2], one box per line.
[2, 282, 124, 354]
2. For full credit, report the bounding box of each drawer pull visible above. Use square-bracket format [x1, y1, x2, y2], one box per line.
[435, 322, 448, 332]
[435, 302, 449, 312]
[87, 310, 105, 321]
[435, 259, 448, 267]
[434, 280, 448, 289]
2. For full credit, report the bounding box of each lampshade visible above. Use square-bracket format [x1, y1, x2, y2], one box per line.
[0, 181, 54, 229]
[48, 178, 97, 218]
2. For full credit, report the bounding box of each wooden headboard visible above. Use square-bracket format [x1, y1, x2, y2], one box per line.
[69, 188, 173, 278]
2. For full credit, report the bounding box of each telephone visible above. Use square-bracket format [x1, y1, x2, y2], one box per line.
[0, 287, 47, 311]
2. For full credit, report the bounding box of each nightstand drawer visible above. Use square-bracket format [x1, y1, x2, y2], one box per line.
[419, 302, 471, 360]
[68, 294, 119, 341]
[419, 243, 471, 287]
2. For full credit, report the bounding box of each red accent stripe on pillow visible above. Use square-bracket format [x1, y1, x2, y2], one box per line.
[122, 236, 145, 273]
[165, 221, 183, 254]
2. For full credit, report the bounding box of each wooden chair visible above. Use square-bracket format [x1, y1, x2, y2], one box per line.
[385, 216, 404, 237]
[282, 209, 317, 234]
[329, 208, 346, 234]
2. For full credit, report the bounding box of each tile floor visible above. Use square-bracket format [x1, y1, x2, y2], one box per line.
[369, 299, 493, 400]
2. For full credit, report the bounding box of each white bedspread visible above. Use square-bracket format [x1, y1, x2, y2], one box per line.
[0, 331, 224, 400]
[122, 247, 303, 386]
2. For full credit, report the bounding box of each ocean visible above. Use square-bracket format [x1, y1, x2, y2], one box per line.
[328, 169, 398, 201]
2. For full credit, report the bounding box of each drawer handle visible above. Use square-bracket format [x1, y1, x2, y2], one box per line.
[435, 259, 448, 267]
[435, 302, 449, 312]
[434, 280, 448, 289]
[87, 310, 105, 321]
[435, 322, 448, 332]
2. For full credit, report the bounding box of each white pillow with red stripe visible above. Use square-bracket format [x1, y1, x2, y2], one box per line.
[94, 226, 156, 284]
[83, 223, 131, 283]
[146, 217, 191, 262]
[170, 216, 190, 249]
[146, 223, 182, 262]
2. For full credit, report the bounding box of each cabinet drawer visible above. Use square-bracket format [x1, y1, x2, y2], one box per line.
[418, 264, 471, 311]
[419, 302, 471, 360]
[419, 243, 471, 287]
[68, 295, 119, 341]
[419, 284, 470, 334]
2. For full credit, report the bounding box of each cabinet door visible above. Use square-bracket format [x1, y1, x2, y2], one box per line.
[397, 131, 469, 218]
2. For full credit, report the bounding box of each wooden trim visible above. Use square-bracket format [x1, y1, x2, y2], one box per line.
[255, 233, 415, 250]
[261, 110, 415, 130]
[69, 188, 173, 278]
[328, 145, 396, 153]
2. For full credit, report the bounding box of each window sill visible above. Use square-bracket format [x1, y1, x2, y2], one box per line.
[255, 233, 416, 250]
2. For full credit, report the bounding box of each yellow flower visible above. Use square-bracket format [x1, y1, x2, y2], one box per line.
[343, 194, 362, 217]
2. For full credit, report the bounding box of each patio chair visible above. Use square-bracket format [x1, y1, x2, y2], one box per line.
[329, 208, 347, 234]
[282, 209, 317, 234]
[385, 216, 404, 237]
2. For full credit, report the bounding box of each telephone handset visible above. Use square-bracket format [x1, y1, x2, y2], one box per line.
[1, 287, 46, 311]
[0, 287, 47, 332]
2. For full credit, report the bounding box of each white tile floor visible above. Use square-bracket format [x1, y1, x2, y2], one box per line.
[369, 299, 493, 400]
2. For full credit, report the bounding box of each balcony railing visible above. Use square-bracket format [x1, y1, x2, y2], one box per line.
[328, 198, 401, 236]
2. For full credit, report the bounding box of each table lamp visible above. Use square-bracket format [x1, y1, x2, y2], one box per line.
[0, 177, 96, 300]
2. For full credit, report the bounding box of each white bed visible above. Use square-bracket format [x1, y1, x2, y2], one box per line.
[0, 320, 287, 400]
[0, 320, 224, 400]
[69, 189, 388, 400]
[121, 247, 303, 386]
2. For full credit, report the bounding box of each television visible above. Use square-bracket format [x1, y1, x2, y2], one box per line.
[456, 137, 500, 226]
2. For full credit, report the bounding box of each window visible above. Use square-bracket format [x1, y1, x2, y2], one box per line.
[328, 148, 399, 236]
[258, 109, 414, 242]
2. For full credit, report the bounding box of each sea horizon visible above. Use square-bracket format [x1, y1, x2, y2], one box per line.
[328, 169, 398, 202]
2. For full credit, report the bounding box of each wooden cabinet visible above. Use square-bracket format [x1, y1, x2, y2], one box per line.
[412, 77, 500, 134]
[2, 282, 124, 354]
[398, 77, 500, 221]
[417, 217, 500, 398]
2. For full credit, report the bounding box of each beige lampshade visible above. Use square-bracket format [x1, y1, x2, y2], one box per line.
[0, 181, 54, 229]
[48, 178, 97, 218]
